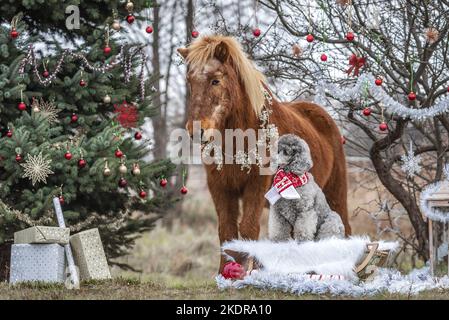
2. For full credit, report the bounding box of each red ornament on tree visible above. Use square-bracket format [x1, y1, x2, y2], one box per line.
[113, 101, 139, 128]
[15, 154, 22, 162]
[78, 158, 87, 168]
[408, 92, 417, 101]
[103, 46, 112, 55]
[10, 28, 19, 39]
[79, 79, 87, 87]
[346, 32, 355, 42]
[18, 102, 26, 111]
[180, 186, 188, 195]
[139, 190, 147, 199]
[71, 113, 78, 123]
[64, 152, 72, 160]
[375, 78, 383, 86]
[6, 130, 12, 138]
[115, 149, 124, 158]
[134, 131, 142, 140]
[347, 54, 366, 77]
[306, 34, 314, 42]
[191, 30, 199, 38]
[118, 177, 128, 188]
[221, 262, 245, 280]
[320, 54, 328, 62]
[42, 70, 50, 78]
[160, 178, 167, 187]
[253, 28, 261, 37]
[362, 107, 372, 116]
[145, 26, 153, 34]
[126, 14, 135, 24]
[379, 122, 388, 131]
[59, 196, 65, 205]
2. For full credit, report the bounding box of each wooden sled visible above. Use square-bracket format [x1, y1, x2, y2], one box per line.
[354, 243, 391, 281]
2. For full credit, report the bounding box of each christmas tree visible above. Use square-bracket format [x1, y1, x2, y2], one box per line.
[0, 1, 174, 278]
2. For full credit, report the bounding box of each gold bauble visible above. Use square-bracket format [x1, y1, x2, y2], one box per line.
[125, 1, 134, 11]
[132, 163, 141, 175]
[103, 94, 111, 104]
[119, 163, 128, 174]
[103, 167, 111, 176]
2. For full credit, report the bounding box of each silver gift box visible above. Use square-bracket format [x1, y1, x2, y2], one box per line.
[9, 244, 66, 284]
[14, 226, 70, 245]
[70, 228, 111, 281]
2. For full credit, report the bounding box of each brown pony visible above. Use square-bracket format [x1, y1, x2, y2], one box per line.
[178, 35, 350, 271]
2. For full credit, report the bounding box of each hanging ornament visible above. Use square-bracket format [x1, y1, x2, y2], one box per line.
[31, 98, 60, 123]
[425, 27, 439, 44]
[115, 149, 124, 158]
[340, 136, 346, 145]
[379, 122, 388, 132]
[346, 32, 355, 42]
[10, 28, 19, 39]
[139, 190, 147, 199]
[103, 160, 111, 176]
[160, 178, 167, 187]
[113, 101, 139, 128]
[42, 60, 49, 78]
[10, 15, 20, 39]
[15, 154, 22, 162]
[191, 30, 199, 38]
[21, 152, 54, 185]
[79, 79, 86, 87]
[146, 26, 153, 34]
[253, 28, 261, 37]
[112, 20, 121, 31]
[134, 131, 142, 140]
[103, 28, 111, 55]
[131, 163, 141, 176]
[180, 169, 188, 195]
[292, 44, 302, 57]
[401, 141, 422, 178]
[103, 94, 111, 104]
[59, 195, 65, 205]
[375, 77, 383, 86]
[346, 54, 365, 77]
[408, 91, 417, 101]
[32, 100, 40, 113]
[64, 151, 72, 160]
[180, 186, 188, 195]
[362, 107, 372, 116]
[71, 113, 78, 123]
[306, 34, 314, 42]
[320, 54, 328, 62]
[126, 14, 135, 24]
[118, 177, 128, 188]
[78, 158, 87, 168]
[18, 90, 26, 111]
[125, 0, 134, 12]
[6, 129, 12, 138]
[119, 162, 128, 174]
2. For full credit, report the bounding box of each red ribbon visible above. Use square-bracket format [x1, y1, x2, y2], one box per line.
[346, 54, 366, 77]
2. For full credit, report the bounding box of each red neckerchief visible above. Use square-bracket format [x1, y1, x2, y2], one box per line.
[273, 169, 309, 193]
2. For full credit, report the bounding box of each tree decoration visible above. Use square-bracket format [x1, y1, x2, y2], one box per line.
[21, 152, 54, 186]
[6, 129, 13, 138]
[103, 160, 111, 176]
[104, 28, 111, 55]
[126, 14, 135, 24]
[401, 141, 421, 178]
[134, 131, 142, 140]
[425, 27, 439, 44]
[71, 113, 78, 123]
[253, 28, 261, 37]
[31, 98, 60, 124]
[10, 15, 20, 39]
[375, 77, 383, 86]
[78, 152, 87, 168]
[119, 158, 127, 174]
[18, 90, 26, 111]
[146, 26, 153, 34]
[131, 163, 141, 175]
[292, 44, 303, 57]
[306, 34, 314, 42]
[113, 101, 138, 128]
[118, 177, 128, 188]
[362, 107, 371, 116]
[115, 149, 124, 158]
[79, 70, 87, 87]
[112, 20, 121, 31]
[346, 32, 355, 41]
[320, 54, 328, 62]
[15, 154, 22, 162]
[408, 91, 417, 101]
[139, 190, 147, 199]
[125, 0, 134, 12]
[103, 94, 111, 104]
[159, 177, 167, 187]
[191, 30, 199, 38]
[180, 168, 188, 195]
[42, 60, 49, 78]
[64, 151, 72, 160]
[346, 54, 365, 77]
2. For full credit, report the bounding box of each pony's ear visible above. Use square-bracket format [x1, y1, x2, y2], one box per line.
[177, 48, 189, 59]
[214, 41, 229, 63]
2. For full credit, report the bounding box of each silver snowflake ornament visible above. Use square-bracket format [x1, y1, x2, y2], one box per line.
[401, 142, 421, 178]
[21, 152, 54, 185]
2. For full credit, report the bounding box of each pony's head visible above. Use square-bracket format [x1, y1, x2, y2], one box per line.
[178, 35, 266, 141]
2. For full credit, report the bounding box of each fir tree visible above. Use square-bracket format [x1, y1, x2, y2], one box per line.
[0, 0, 174, 278]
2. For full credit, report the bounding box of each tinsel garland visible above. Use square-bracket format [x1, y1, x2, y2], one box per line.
[18, 45, 148, 101]
[314, 73, 449, 121]
[420, 181, 449, 223]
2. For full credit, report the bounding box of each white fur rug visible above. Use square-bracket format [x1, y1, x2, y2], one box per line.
[216, 237, 449, 296]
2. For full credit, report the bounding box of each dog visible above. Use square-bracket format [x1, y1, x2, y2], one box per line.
[267, 134, 345, 242]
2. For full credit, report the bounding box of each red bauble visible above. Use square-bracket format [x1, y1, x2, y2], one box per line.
[6, 130, 12, 138]
[145, 26, 153, 34]
[180, 186, 188, 195]
[139, 190, 147, 199]
[103, 46, 112, 55]
[126, 14, 135, 24]
[447, 86, 449, 92]
[346, 32, 355, 42]
[71, 114, 78, 123]
[379, 122, 388, 131]
[306, 34, 314, 42]
[42, 70, 50, 78]
[221, 262, 245, 280]
[191, 30, 199, 38]
[160, 178, 167, 187]
[408, 92, 417, 101]
[115, 149, 124, 158]
[362, 107, 372, 116]
[64, 152, 72, 160]
[78, 159, 87, 168]
[15, 154, 22, 162]
[253, 28, 261, 37]
[10, 29, 19, 39]
[375, 78, 383, 86]
[134, 131, 142, 140]
[340, 136, 346, 145]
[79, 79, 87, 87]
[18, 102, 26, 111]
[118, 177, 128, 188]
[59, 196, 65, 205]
[320, 54, 328, 62]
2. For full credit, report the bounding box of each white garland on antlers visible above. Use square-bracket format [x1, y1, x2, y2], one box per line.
[314, 73, 449, 121]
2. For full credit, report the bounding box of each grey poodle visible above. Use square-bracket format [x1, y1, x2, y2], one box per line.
[268, 134, 345, 242]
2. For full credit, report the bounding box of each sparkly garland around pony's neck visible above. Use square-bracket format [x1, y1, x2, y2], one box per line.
[18, 44, 148, 101]
[202, 87, 279, 173]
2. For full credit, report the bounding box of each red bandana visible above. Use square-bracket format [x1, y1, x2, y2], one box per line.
[273, 169, 309, 193]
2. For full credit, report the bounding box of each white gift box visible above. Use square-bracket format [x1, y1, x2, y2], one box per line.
[14, 226, 70, 245]
[70, 228, 111, 281]
[9, 244, 66, 284]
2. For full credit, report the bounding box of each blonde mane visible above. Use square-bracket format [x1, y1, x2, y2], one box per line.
[185, 35, 267, 115]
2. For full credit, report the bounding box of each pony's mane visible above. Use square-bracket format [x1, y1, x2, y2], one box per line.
[185, 35, 267, 115]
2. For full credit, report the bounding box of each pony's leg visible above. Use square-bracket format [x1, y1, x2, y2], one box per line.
[208, 187, 240, 272]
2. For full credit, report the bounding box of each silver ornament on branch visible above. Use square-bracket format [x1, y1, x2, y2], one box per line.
[125, 1, 134, 12]
[103, 95, 111, 104]
[131, 163, 140, 175]
[112, 21, 121, 31]
[103, 161, 111, 176]
[119, 163, 128, 174]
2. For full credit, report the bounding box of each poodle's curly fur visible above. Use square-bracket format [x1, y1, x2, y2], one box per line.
[269, 134, 345, 242]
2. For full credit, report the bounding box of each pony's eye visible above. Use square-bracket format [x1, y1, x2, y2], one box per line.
[211, 79, 220, 86]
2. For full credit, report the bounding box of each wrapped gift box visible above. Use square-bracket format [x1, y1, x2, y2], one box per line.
[70, 228, 111, 281]
[14, 226, 70, 245]
[9, 244, 65, 284]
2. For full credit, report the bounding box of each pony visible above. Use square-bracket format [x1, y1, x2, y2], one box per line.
[178, 35, 350, 271]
